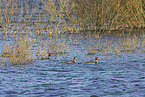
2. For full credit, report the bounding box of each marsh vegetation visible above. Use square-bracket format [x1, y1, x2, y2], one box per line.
[0, 0, 145, 96]
[0, 0, 145, 65]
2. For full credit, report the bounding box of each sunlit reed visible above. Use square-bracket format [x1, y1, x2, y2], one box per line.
[0, 0, 145, 65]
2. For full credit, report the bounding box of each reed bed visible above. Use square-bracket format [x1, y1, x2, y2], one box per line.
[1, 34, 34, 65]
[1, 31, 145, 65]
[34, 34, 71, 60]
[41, 0, 145, 32]
[86, 32, 145, 55]
[1, 0, 144, 35]
[0, 0, 145, 65]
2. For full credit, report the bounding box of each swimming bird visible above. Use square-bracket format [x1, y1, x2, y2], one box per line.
[1, 53, 11, 57]
[64, 57, 78, 63]
[41, 53, 52, 60]
[80, 57, 99, 64]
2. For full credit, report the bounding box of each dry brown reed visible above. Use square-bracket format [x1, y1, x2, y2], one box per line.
[47, 34, 71, 55]
[1, 34, 34, 65]
[41, 0, 145, 32]
[89, 32, 145, 55]
[1, 0, 144, 35]
[1, 0, 145, 65]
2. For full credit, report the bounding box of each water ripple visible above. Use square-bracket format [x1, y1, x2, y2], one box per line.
[0, 54, 145, 96]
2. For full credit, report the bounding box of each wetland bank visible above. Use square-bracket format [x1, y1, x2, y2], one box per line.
[0, 0, 145, 96]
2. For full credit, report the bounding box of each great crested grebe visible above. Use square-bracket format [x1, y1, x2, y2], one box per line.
[81, 57, 99, 64]
[41, 53, 52, 60]
[64, 57, 78, 63]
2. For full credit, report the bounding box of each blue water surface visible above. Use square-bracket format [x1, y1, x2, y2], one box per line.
[0, 52, 145, 97]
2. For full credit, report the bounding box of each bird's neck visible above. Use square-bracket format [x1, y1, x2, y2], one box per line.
[95, 60, 98, 64]
[48, 54, 51, 59]
[73, 59, 76, 63]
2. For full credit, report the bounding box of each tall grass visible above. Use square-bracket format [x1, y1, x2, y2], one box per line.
[34, 34, 71, 60]
[81, 31, 144, 55]
[0, 0, 144, 65]
[41, 0, 145, 32]
[1, 34, 34, 65]
[94, 32, 145, 54]
[1, 0, 144, 34]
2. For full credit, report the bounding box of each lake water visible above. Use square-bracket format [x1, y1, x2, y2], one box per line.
[0, 0, 145, 96]
[0, 32, 145, 97]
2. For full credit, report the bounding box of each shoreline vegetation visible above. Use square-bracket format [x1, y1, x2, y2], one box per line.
[0, 0, 145, 65]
